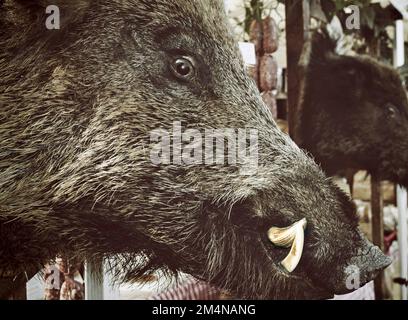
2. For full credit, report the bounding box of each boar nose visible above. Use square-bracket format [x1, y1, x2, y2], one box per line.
[334, 241, 392, 295]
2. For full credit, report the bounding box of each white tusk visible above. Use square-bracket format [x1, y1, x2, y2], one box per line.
[267, 218, 307, 273]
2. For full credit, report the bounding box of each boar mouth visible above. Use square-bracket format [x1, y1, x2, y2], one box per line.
[224, 201, 335, 299]
[258, 235, 335, 300]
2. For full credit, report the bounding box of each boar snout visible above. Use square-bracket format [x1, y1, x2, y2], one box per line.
[334, 241, 392, 295]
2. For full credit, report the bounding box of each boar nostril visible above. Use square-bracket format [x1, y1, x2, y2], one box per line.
[350, 244, 392, 286]
[267, 218, 307, 273]
[369, 248, 392, 272]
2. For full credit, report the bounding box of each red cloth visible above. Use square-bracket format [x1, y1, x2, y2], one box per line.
[150, 278, 221, 300]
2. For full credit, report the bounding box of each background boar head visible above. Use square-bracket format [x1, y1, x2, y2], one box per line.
[0, 0, 390, 299]
[298, 29, 408, 188]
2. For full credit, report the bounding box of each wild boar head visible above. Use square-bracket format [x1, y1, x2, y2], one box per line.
[0, 0, 391, 299]
[299, 29, 408, 188]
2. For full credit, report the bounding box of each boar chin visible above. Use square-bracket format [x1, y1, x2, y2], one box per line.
[375, 162, 408, 189]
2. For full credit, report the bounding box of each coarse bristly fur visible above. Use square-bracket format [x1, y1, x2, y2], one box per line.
[0, 0, 390, 299]
[298, 28, 408, 187]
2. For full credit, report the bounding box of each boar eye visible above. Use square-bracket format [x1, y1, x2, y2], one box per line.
[171, 57, 195, 80]
[386, 103, 399, 118]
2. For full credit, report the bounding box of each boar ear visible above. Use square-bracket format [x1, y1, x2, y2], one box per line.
[299, 28, 336, 71]
[300, 16, 352, 69]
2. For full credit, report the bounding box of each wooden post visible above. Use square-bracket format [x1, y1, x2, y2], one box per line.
[85, 260, 104, 300]
[371, 174, 386, 299]
[285, 0, 310, 142]
[394, 19, 408, 301]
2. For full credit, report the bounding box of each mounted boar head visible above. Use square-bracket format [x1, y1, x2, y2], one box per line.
[0, 0, 391, 299]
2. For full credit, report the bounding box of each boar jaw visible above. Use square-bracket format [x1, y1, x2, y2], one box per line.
[267, 218, 307, 273]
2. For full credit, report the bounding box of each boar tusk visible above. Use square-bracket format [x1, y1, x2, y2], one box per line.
[267, 218, 307, 273]
[267, 218, 307, 247]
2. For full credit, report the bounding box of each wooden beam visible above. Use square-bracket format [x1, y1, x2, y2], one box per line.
[285, 0, 310, 143]
[371, 174, 386, 300]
